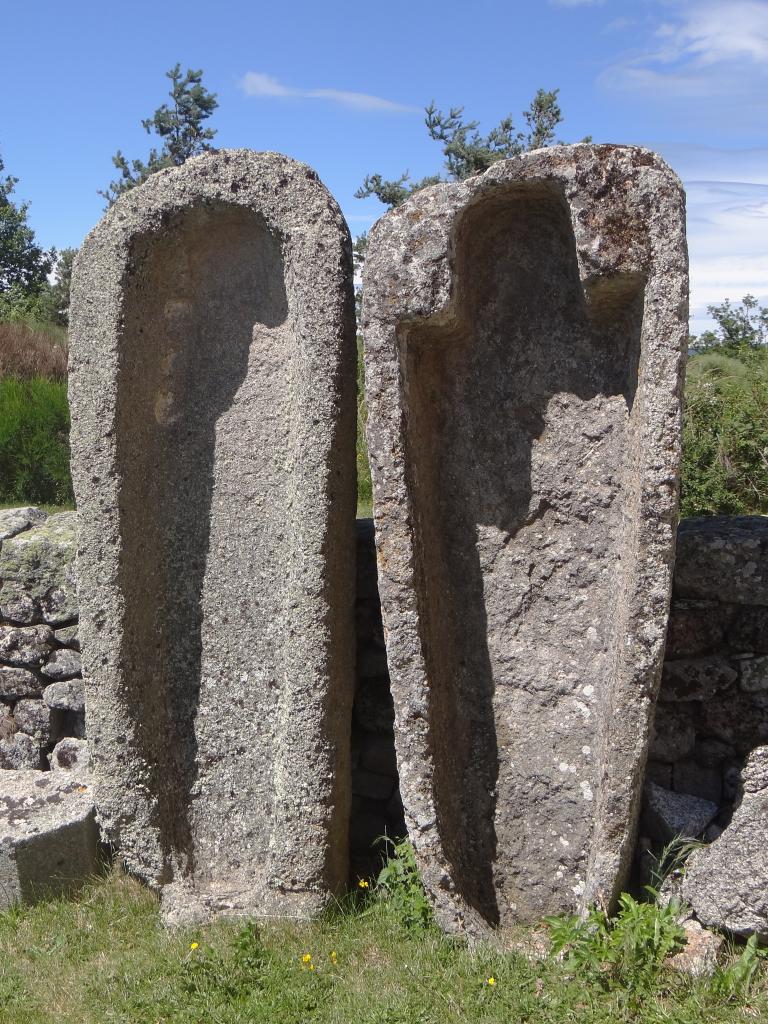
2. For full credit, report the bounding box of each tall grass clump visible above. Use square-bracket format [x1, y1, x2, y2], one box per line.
[0, 321, 68, 381]
[0, 376, 74, 505]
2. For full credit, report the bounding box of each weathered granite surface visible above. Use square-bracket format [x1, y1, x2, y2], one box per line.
[363, 144, 688, 935]
[68, 150, 357, 923]
[0, 512, 78, 626]
[0, 768, 98, 908]
[682, 746, 768, 941]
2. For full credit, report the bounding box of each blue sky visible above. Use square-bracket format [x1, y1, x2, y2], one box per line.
[3, 0, 767, 333]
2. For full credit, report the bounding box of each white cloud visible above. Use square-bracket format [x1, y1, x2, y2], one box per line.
[654, 145, 768, 334]
[240, 72, 417, 113]
[600, 1, 768, 100]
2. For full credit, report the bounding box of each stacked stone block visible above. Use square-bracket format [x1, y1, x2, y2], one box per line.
[350, 520, 405, 880]
[643, 516, 768, 848]
[0, 509, 85, 773]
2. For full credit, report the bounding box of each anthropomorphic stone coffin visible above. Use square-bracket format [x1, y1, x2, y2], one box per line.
[69, 150, 357, 924]
[362, 145, 688, 935]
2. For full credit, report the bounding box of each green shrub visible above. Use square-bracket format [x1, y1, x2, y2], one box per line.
[545, 893, 685, 996]
[0, 376, 74, 505]
[371, 838, 434, 931]
[681, 346, 768, 517]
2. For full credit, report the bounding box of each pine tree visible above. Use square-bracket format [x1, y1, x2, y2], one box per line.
[355, 89, 564, 210]
[99, 64, 218, 206]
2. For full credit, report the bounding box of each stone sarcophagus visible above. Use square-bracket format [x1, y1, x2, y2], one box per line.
[362, 145, 688, 935]
[69, 150, 357, 923]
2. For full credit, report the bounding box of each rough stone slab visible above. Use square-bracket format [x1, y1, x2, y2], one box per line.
[701, 691, 768, 755]
[740, 656, 768, 694]
[0, 625, 54, 668]
[727, 606, 768, 655]
[682, 746, 768, 941]
[675, 517, 768, 606]
[69, 150, 357, 923]
[0, 768, 98, 907]
[642, 781, 718, 844]
[665, 600, 730, 659]
[0, 508, 47, 543]
[659, 657, 738, 702]
[362, 144, 687, 935]
[0, 513, 78, 625]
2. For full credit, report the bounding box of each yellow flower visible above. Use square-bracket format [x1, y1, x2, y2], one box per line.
[309, 964, 316, 972]
[190, 942, 199, 951]
[486, 977, 496, 987]
[302, 953, 312, 963]
[330, 951, 338, 964]
[358, 879, 369, 889]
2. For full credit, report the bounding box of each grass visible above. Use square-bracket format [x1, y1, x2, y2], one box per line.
[0, 863, 765, 1024]
[0, 321, 67, 381]
[0, 376, 73, 507]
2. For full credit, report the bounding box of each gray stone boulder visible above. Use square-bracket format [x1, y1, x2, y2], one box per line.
[12, 700, 51, 745]
[69, 149, 357, 924]
[0, 513, 78, 626]
[642, 781, 718, 844]
[682, 746, 768, 941]
[0, 733, 40, 769]
[674, 517, 768, 606]
[0, 667, 43, 700]
[362, 144, 687, 934]
[49, 738, 90, 774]
[0, 768, 98, 907]
[41, 649, 82, 682]
[0, 507, 47, 543]
[43, 679, 85, 713]
[0, 625, 54, 668]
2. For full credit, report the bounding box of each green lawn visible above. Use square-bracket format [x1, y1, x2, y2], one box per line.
[0, 865, 764, 1024]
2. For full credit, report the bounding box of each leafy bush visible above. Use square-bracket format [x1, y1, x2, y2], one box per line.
[545, 893, 685, 995]
[681, 346, 768, 517]
[0, 376, 73, 505]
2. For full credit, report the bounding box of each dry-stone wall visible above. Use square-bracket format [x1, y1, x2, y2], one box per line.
[68, 150, 357, 925]
[0, 505, 765, 939]
[643, 516, 768, 939]
[0, 508, 85, 772]
[362, 144, 688, 936]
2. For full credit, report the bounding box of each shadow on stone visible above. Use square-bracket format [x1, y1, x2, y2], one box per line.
[115, 203, 287, 880]
[398, 183, 643, 924]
